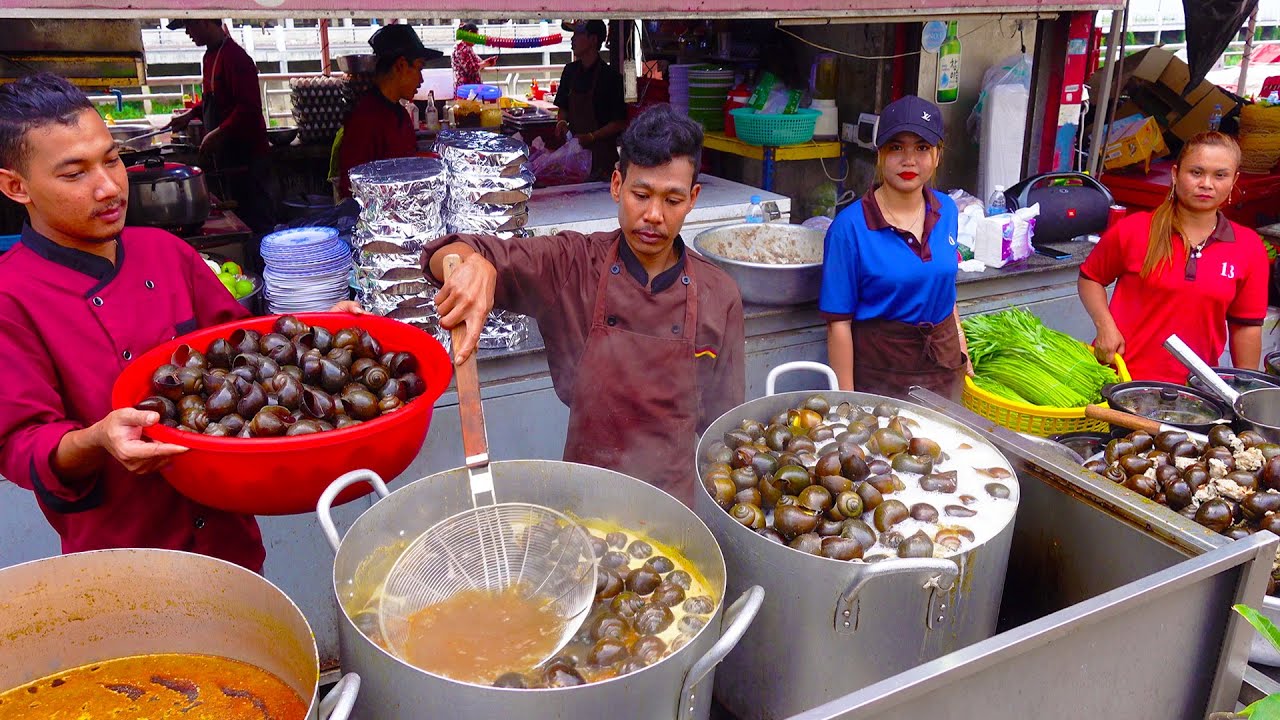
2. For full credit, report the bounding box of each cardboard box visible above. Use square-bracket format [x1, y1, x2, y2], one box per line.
[1102, 114, 1170, 172]
[1155, 58, 1208, 102]
[1091, 45, 1242, 151]
[1087, 47, 1177, 103]
[1170, 88, 1239, 141]
[1129, 47, 1179, 83]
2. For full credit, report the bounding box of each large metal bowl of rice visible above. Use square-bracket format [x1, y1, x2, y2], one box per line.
[691, 222, 825, 305]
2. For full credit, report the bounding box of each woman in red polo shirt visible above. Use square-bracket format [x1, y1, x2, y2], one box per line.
[1078, 131, 1269, 383]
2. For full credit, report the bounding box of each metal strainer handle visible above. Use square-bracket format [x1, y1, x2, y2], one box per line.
[444, 253, 495, 507]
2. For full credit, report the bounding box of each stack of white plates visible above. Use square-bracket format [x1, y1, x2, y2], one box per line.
[260, 227, 353, 314]
[669, 64, 697, 115]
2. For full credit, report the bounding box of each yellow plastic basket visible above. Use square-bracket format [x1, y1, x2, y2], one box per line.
[962, 349, 1131, 437]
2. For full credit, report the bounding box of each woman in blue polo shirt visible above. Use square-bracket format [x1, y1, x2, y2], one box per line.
[819, 95, 971, 400]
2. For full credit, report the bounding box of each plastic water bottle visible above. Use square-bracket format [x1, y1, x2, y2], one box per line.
[745, 195, 765, 224]
[986, 185, 1007, 217]
[1209, 104, 1223, 132]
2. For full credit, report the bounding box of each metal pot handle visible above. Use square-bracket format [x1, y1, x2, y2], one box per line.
[834, 558, 959, 635]
[675, 585, 765, 720]
[317, 672, 361, 720]
[317, 470, 391, 553]
[765, 361, 839, 396]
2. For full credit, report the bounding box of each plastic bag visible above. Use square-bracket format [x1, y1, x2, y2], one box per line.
[967, 54, 1033, 141]
[956, 204, 984, 251]
[801, 215, 833, 232]
[974, 203, 1039, 268]
[524, 135, 548, 162]
[529, 137, 590, 187]
[760, 86, 793, 115]
[948, 188, 984, 215]
[748, 72, 779, 110]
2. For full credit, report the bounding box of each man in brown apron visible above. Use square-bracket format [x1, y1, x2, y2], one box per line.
[167, 19, 277, 234]
[422, 105, 745, 505]
[554, 20, 629, 182]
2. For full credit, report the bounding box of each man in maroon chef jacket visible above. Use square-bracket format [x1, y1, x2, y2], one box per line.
[0, 74, 361, 572]
[423, 105, 745, 505]
[166, 18, 276, 234]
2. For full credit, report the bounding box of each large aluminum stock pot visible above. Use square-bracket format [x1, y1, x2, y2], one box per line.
[694, 363, 1019, 720]
[317, 462, 763, 720]
[0, 548, 359, 719]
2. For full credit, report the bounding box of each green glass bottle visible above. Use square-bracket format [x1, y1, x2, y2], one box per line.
[936, 21, 961, 105]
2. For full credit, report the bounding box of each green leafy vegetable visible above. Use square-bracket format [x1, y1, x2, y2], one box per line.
[971, 374, 1029, 403]
[1243, 692, 1280, 718]
[1235, 606, 1280, 718]
[1234, 604, 1280, 651]
[963, 309, 1119, 408]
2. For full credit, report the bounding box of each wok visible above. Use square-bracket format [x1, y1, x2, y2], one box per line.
[1165, 335, 1280, 444]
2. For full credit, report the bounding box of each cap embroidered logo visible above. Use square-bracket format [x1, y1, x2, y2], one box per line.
[921, 111, 932, 121]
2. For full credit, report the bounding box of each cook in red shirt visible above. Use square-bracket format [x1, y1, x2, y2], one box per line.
[336, 24, 445, 197]
[166, 19, 277, 233]
[1079, 132, 1269, 383]
[0, 74, 363, 572]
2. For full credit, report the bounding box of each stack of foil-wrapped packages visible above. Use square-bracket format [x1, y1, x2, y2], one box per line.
[348, 157, 448, 336]
[435, 130, 533, 348]
[348, 132, 537, 350]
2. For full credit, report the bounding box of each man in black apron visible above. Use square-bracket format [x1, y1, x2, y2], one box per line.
[554, 20, 628, 182]
[168, 19, 277, 235]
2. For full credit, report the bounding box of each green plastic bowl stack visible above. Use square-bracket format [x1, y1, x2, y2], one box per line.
[687, 66, 735, 131]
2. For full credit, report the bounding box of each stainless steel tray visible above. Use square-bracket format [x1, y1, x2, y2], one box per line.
[767, 387, 1275, 719]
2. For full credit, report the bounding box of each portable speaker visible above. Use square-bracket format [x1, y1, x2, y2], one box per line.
[1005, 171, 1114, 245]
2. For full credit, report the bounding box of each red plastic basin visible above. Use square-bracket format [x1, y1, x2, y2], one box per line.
[110, 313, 453, 515]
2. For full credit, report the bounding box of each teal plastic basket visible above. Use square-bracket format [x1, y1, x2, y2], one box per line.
[729, 108, 821, 146]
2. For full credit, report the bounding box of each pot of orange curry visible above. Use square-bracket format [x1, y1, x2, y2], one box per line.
[0, 548, 360, 719]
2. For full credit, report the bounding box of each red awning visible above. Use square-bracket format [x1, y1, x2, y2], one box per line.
[0, 0, 1120, 18]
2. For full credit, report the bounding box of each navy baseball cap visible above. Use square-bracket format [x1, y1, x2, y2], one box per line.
[875, 95, 945, 148]
[369, 24, 444, 63]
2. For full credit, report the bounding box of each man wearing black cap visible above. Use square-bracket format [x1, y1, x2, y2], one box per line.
[423, 105, 745, 506]
[555, 19, 628, 182]
[336, 24, 445, 197]
[167, 19, 275, 233]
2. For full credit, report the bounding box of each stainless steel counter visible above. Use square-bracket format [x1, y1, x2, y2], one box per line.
[775, 388, 1272, 720]
[2, 384, 1268, 717]
[0, 232, 1100, 675]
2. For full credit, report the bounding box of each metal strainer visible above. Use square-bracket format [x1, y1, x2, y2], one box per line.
[378, 255, 598, 666]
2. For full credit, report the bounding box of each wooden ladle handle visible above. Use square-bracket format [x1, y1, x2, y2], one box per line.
[443, 254, 489, 466]
[1084, 404, 1162, 434]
